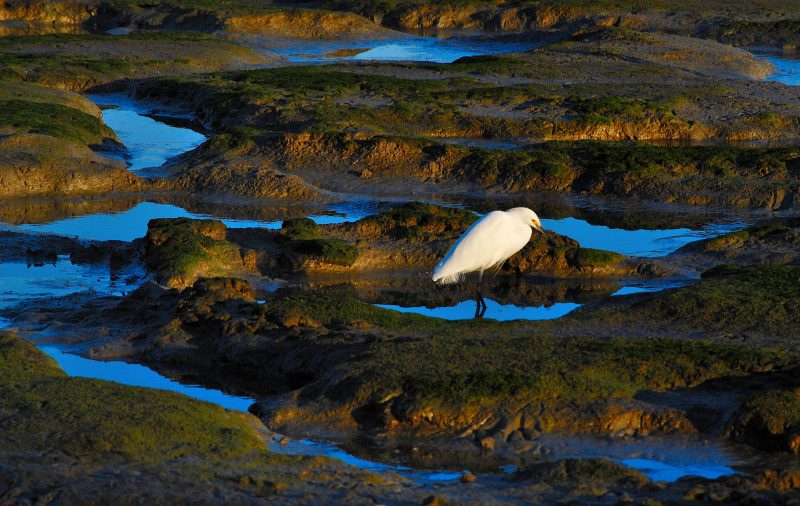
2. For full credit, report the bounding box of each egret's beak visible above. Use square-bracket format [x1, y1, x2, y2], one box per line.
[534, 223, 555, 247]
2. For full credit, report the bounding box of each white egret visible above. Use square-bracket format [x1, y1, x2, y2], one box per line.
[432, 207, 547, 317]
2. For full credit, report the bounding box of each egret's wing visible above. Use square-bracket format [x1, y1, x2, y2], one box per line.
[433, 212, 518, 284]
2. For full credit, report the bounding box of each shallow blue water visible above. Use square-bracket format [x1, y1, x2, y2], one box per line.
[275, 36, 538, 64]
[87, 93, 207, 172]
[542, 217, 745, 257]
[0, 257, 128, 309]
[41, 345, 254, 412]
[377, 299, 581, 321]
[16, 201, 382, 242]
[620, 457, 733, 482]
[752, 51, 800, 86]
[18, 202, 281, 242]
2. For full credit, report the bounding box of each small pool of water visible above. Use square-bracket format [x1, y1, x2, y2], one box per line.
[0, 256, 131, 309]
[87, 93, 207, 172]
[377, 299, 581, 321]
[16, 200, 382, 242]
[538, 434, 738, 482]
[18, 202, 281, 242]
[752, 50, 800, 86]
[542, 217, 745, 257]
[274, 35, 538, 64]
[621, 457, 732, 482]
[41, 346, 254, 412]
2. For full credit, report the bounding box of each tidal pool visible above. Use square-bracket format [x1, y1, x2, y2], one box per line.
[531, 434, 738, 482]
[18, 202, 281, 242]
[752, 50, 800, 86]
[87, 93, 207, 173]
[16, 201, 383, 242]
[377, 299, 581, 321]
[274, 35, 538, 64]
[542, 216, 745, 257]
[0, 257, 131, 309]
[41, 346, 254, 412]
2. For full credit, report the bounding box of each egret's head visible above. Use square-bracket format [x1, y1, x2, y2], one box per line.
[508, 207, 546, 237]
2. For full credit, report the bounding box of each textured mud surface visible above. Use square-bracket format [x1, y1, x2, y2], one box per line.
[2, 0, 800, 503]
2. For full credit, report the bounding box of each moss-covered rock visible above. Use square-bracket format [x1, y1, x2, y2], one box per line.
[0, 332, 266, 463]
[283, 238, 359, 267]
[512, 458, 650, 490]
[727, 389, 800, 454]
[279, 217, 321, 242]
[144, 218, 253, 288]
[569, 264, 800, 343]
[343, 202, 477, 243]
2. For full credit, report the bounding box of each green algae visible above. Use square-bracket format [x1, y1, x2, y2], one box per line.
[394, 335, 785, 406]
[279, 218, 359, 266]
[286, 238, 359, 266]
[262, 287, 791, 408]
[700, 222, 789, 251]
[349, 202, 477, 242]
[265, 294, 449, 332]
[566, 247, 623, 268]
[139, 65, 700, 138]
[575, 265, 800, 341]
[0, 99, 115, 145]
[280, 217, 321, 241]
[0, 332, 272, 465]
[145, 218, 242, 286]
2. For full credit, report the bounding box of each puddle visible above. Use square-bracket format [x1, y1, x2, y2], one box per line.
[438, 137, 527, 150]
[17, 202, 281, 242]
[0, 256, 133, 309]
[16, 200, 384, 242]
[377, 299, 581, 321]
[542, 217, 745, 257]
[87, 93, 207, 172]
[752, 50, 800, 86]
[273, 35, 538, 64]
[621, 457, 732, 482]
[610, 279, 687, 296]
[531, 434, 738, 482]
[40, 346, 254, 412]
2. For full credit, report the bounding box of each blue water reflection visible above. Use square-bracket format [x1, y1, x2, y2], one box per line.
[377, 299, 581, 321]
[18, 202, 281, 242]
[0, 258, 126, 309]
[621, 457, 734, 482]
[276, 36, 537, 64]
[40, 346, 254, 412]
[39, 344, 467, 482]
[752, 51, 800, 86]
[542, 217, 745, 257]
[87, 93, 206, 172]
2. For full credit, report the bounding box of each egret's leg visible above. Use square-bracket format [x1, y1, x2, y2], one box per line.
[474, 289, 487, 318]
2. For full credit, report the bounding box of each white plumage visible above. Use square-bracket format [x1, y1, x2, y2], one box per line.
[432, 207, 544, 284]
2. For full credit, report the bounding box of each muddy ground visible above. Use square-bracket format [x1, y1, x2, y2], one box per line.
[2, 0, 800, 504]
